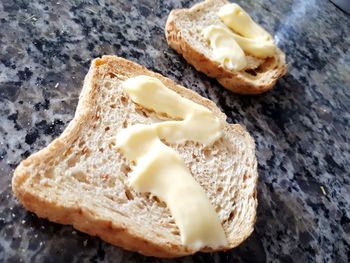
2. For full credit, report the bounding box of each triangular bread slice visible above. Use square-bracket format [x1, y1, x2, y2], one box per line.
[12, 56, 258, 257]
[165, 0, 287, 94]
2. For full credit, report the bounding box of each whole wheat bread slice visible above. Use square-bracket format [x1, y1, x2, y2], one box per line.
[12, 56, 258, 258]
[165, 0, 287, 94]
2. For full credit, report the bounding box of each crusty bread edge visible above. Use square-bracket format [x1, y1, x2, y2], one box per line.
[12, 56, 258, 257]
[165, 1, 288, 94]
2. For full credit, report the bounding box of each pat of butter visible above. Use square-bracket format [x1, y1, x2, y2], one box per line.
[123, 76, 222, 146]
[218, 3, 272, 40]
[203, 25, 247, 71]
[116, 76, 227, 250]
[231, 33, 276, 58]
[202, 3, 277, 69]
[218, 3, 276, 59]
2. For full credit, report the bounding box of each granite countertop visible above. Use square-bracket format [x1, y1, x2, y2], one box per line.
[0, 0, 349, 262]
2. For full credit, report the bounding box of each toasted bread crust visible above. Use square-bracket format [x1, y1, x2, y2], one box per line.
[165, 0, 287, 94]
[12, 56, 258, 257]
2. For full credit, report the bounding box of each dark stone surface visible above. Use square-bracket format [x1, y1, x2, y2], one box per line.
[0, 0, 349, 262]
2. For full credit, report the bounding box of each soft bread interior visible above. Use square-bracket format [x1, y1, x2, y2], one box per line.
[12, 56, 258, 256]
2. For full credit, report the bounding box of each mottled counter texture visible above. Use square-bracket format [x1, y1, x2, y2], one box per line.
[0, 0, 349, 262]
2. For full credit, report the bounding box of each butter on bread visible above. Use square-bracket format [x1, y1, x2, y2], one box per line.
[165, 0, 287, 94]
[12, 56, 258, 257]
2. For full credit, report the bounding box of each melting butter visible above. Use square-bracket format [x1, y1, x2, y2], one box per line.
[218, 3, 272, 40]
[203, 25, 247, 71]
[230, 33, 276, 58]
[116, 75, 227, 250]
[202, 3, 276, 71]
[218, 3, 276, 59]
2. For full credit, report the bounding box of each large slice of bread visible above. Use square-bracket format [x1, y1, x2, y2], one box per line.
[12, 56, 258, 257]
[165, 0, 287, 94]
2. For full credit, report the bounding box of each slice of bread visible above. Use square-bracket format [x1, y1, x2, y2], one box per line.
[165, 0, 287, 94]
[12, 56, 258, 258]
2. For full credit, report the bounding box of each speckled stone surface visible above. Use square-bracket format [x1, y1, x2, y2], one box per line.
[0, 0, 349, 262]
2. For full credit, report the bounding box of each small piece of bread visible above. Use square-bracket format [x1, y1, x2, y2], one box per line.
[12, 56, 258, 257]
[165, 0, 287, 94]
